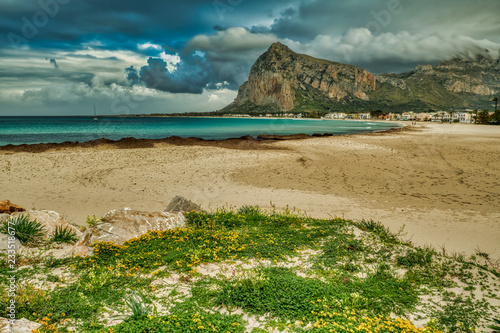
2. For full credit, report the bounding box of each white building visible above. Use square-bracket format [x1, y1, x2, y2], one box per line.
[325, 112, 346, 119]
[431, 111, 473, 123]
[452, 112, 473, 123]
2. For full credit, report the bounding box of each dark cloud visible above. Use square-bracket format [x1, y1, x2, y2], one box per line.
[125, 66, 139, 86]
[49, 58, 58, 69]
[134, 27, 276, 94]
[0, 0, 282, 51]
[139, 57, 207, 94]
[267, 0, 500, 43]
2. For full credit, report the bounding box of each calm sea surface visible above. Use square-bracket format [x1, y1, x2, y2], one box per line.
[0, 116, 399, 146]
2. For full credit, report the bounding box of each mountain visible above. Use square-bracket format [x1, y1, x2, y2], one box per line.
[221, 42, 500, 114]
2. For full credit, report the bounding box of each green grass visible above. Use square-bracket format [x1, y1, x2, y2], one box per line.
[0, 207, 498, 332]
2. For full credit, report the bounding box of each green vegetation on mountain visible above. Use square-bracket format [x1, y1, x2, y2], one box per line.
[221, 43, 500, 114]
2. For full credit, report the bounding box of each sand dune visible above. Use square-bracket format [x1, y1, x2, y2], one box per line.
[1, 122, 499, 260]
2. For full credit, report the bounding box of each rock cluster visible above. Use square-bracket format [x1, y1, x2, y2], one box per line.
[67, 196, 202, 257]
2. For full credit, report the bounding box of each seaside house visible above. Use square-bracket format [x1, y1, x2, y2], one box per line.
[452, 111, 473, 123]
[416, 113, 432, 122]
[431, 111, 449, 122]
[399, 112, 416, 121]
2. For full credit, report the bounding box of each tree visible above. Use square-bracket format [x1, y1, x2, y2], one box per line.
[491, 110, 500, 124]
[477, 110, 490, 124]
[370, 110, 385, 119]
[493, 97, 499, 112]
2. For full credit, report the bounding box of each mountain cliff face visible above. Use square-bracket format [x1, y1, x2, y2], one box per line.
[228, 42, 377, 112]
[373, 54, 500, 111]
[222, 43, 499, 113]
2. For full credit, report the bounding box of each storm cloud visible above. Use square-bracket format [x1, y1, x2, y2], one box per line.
[1, 0, 499, 115]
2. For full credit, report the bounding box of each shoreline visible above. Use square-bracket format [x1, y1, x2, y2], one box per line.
[1, 122, 498, 261]
[0, 125, 408, 154]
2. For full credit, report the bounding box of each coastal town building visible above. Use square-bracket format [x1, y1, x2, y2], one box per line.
[324, 110, 476, 123]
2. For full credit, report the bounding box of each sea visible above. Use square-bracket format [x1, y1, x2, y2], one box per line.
[0, 116, 399, 146]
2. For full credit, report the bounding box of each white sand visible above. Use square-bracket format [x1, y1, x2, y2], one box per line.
[1, 122, 499, 260]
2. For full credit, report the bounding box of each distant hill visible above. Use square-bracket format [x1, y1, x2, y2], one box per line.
[221, 42, 499, 114]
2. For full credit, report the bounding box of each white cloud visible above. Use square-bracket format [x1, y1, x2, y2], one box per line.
[286, 28, 500, 72]
[137, 42, 162, 51]
[187, 27, 278, 54]
[159, 52, 181, 72]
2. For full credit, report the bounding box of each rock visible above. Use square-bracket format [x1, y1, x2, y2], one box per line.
[0, 200, 25, 214]
[376, 75, 409, 90]
[65, 208, 186, 255]
[10, 210, 82, 241]
[0, 317, 41, 333]
[230, 42, 376, 111]
[65, 229, 94, 257]
[165, 196, 205, 213]
[0, 213, 10, 222]
[0, 233, 23, 252]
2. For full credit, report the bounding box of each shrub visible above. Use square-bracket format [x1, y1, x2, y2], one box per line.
[86, 215, 101, 227]
[397, 248, 434, 268]
[0, 215, 46, 245]
[237, 205, 261, 215]
[354, 219, 397, 243]
[111, 292, 151, 322]
[50, 225, 78, 244]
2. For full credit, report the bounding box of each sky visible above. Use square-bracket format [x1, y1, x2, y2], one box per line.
[1, 0, 499, 116]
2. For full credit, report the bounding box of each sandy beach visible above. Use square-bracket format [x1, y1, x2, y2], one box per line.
[1, 122, 499, 261]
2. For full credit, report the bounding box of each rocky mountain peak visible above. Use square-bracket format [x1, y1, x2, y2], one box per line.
[267, 41, 292, 54]
[228, 43, 376, 112]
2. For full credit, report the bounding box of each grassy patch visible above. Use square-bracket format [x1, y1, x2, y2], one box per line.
[0, 207, 498, 332]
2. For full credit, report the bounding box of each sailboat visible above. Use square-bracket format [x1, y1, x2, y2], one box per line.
[93, 105, 98, 121]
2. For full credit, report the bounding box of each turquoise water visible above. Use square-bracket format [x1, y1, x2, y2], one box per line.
[0, 116, 398, 146]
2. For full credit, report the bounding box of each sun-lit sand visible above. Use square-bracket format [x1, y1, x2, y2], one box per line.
[1, 122, 499, 260]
